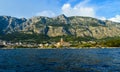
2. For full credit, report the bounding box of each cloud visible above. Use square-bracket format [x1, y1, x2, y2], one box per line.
[99, 15, 120, 23]
[99, 17, 106, 20]
[36, 10, 56, 17]
[61, 0, 95, 17]
[109, 15, 120, 22]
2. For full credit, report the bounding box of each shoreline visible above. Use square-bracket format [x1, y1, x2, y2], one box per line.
[1, 47, 120, 49]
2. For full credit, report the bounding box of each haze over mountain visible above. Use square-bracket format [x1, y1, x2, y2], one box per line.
[0, 14, 120, 39]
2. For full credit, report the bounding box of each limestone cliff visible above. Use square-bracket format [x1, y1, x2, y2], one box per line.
[0, 14, 120, 39]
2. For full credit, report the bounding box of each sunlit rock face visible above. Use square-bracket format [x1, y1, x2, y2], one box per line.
[0, 16, 27, 34]
[0, 14, 120, 38]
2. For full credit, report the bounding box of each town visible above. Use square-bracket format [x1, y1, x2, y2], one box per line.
[0, 38, 71, 48]
[0, 38, 100, 49]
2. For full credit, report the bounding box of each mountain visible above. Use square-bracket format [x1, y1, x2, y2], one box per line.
[0, 16, 27, 34]
[0, 14, 120, 39]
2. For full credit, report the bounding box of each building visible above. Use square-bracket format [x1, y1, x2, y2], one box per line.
[55, 38, 70, 48]
[0, 40, 6, 47]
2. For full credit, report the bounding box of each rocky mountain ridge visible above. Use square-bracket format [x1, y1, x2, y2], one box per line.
[0, 14, 120, 39]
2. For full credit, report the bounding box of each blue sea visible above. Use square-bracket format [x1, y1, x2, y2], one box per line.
[0, 48, 120, 72]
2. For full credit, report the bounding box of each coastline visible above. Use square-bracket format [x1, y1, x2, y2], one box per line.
[1, 47, 120, 49]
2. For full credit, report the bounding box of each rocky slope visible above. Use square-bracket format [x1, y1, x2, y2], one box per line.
[0, 14, 120, 39]
[0, 16, 27, 34]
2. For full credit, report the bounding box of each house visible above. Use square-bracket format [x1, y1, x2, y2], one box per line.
[0, 40, 6, 47]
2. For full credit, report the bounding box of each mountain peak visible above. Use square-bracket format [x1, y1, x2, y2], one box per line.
[0, 15, 120, 39]
[57, 14, 67, 18]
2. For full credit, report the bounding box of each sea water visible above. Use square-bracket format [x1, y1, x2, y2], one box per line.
[0, 48, 120, 72]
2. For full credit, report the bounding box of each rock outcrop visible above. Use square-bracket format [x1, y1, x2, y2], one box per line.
[0, 14, 120, 39]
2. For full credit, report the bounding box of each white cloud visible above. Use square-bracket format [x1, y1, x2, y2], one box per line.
[109, 15, 120, 22]
[61, 0, 95, 17]
[75, 0, 90, 7]
[98, 15, 120, 23]
[99, 17, 106, 20]
[36, 10, 56, 17]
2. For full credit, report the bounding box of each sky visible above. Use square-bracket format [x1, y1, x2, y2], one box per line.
[0, 0, 120, 22]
